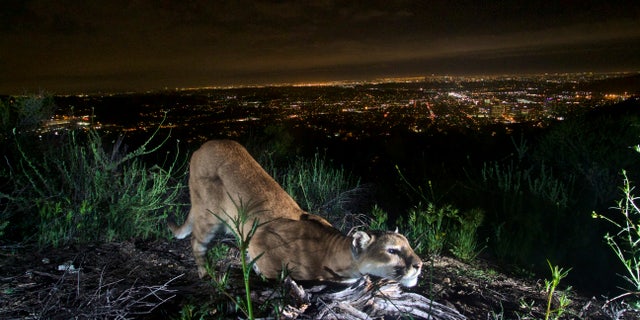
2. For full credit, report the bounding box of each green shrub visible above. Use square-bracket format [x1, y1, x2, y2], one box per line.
[368, 204, 389, 231]
[450, 208, 486, 262]
[1, 94, 60, 237]
[281, 152, 357, 213]
[594, 167, 640, 305]
[476, 136, 577, 265]
[4, 125, 186, 246]
[278, 152, 364, 229]
[534, 110, 640, 208]
[395, 165, 485, 260]
[0, 94, 56, 135]
[398, 202, 458, 257]
[481, 160, 573, 210]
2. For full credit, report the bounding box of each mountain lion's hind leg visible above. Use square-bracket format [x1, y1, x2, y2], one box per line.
[191, 236, 209, 278]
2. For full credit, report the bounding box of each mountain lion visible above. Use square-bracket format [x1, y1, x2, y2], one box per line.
[169, 140, 422, 286]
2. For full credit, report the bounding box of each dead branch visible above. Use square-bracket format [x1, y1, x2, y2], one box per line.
[262, 275, 466, 320]
[74, 273, 183, 319]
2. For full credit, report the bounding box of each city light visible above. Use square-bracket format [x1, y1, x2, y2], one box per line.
[43, 72, 637, 140]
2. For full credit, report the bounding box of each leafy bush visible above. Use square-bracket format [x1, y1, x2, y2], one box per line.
[481, 160, 573, 210]
[469, 105, 640, 290]
[2, 121, 187, 246]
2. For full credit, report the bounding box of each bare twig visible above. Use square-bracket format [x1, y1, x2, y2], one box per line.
[260, 275, 467, 320]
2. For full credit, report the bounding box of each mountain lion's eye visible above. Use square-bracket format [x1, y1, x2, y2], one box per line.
[387, 248, 399, 255]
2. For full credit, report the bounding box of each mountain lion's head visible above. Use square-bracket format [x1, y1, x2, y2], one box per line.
[351, 230, 423, 287]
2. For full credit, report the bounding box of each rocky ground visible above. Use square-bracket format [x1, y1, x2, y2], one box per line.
[1, 239, 638, 319]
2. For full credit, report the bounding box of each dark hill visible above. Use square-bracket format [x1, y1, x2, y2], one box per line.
[580, 74, 640, 94]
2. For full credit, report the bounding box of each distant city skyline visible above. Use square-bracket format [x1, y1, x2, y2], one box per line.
[47, 73, 631, 143]
[2, 1, 640, 95]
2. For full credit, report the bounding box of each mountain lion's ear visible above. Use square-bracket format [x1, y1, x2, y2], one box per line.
[352, 231, 373, 251]
[393, 226, 399, 233]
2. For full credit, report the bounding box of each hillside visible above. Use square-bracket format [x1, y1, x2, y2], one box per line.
[1, 239, 638, 319]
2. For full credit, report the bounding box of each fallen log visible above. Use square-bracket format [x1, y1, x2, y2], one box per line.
[262, 275, 466, 319]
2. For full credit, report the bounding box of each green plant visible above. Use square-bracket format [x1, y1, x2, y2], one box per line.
[176, 300, 224, 320]
[534, 110, 640, 208]
[1, 94, 58, 236]
[256, 266, 294, 318]
[487, 304, 506, 320]
[0, 220, 8, 238]
[399, 202, 459, 257]
[279, 151, 363, 228]
[208, 197, 267, 320]
[261, 124, 296, 160]
[396, 165, 442, 204]
[476, 135, 579, 267]
[594, 168, 640, 304]
[481, 161, 572, 210]
[0, 98, 11, 134]
[6, 94, 57, 132]
[177, 304, 206, 320]
[543, 260, 572, 320]
[4, 120, 186, 246]
[369, 205, 388, 231]
[491, 223, 513, 264]
[401, 203, 486, 261]
[395, 166, 468, 257]
[207, 243, 231, 265]
[450, 208, 486, 262]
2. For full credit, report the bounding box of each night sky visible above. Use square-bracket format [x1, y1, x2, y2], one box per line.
[1, 1, 639, 94]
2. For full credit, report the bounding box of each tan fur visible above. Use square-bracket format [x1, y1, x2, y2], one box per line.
[169, 140, 422, 286]
[250, 218, 423, 287]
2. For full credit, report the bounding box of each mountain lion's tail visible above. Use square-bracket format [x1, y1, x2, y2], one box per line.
[168, 217, 192, 239]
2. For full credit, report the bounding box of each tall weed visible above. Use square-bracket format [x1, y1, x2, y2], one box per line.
[397, 203, 452, 257]
[208, 197, 266, 320]
[594, 168, 640, 305]
[396, 202, 486, 261]
[0, 94, 56, 133]
[534, 109, 640, 207]
[1, 94, 58, 239]
[395, 166, 485, 260]
[4, 124, 186, 246]
[543, 260, 572, 320]
[278, 152, 365, 229]
[368, 204, 389, 231]
[450, 208, 486, 262]
[478, 136, 575, 265]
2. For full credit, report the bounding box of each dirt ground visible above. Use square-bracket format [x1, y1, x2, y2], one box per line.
[1, 239, 638, 319]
